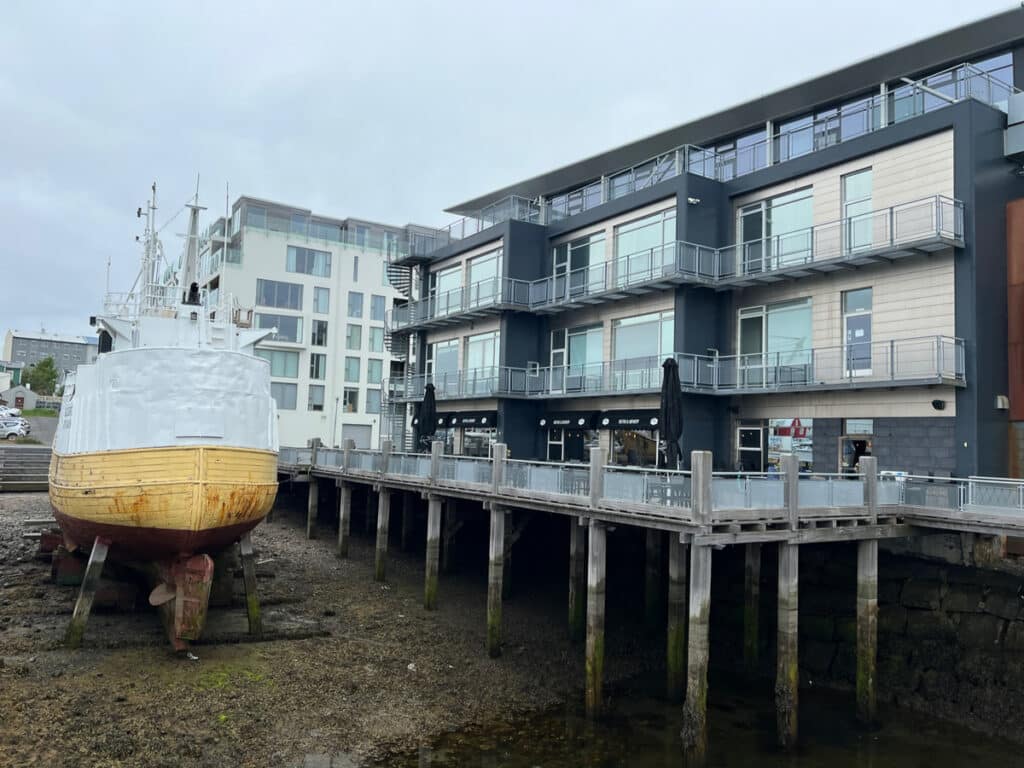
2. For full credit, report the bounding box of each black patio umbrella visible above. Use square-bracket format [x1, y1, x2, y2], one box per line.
[417, 383, 437, 449]
[659, 357, 683, 470]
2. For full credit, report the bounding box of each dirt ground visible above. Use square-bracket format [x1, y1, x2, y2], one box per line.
[0, 491, 655, 768]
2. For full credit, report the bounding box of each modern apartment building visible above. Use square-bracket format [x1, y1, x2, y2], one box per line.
[2, 330, 98, 379]
[384, 10, 1024, 477]
[198, 196, 419, 449]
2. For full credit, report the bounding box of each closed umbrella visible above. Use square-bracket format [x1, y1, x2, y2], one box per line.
[417, 383, 437, 449]
[659, 357, 683, 470]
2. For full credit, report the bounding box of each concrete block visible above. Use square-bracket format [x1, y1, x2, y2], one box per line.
[957, 614, 1005, 649]
[901, 579, 943, 610]
[942, 584, 984, 614]
[906, 609, 957, 643]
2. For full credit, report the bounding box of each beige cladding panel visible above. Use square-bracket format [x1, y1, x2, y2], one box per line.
[427, 238, 503, 277]
[733, 130, 954, 228]
[734, 250, 954, 350]
[736, 386, 957, 419]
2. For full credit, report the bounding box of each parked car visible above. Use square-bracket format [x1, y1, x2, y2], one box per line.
[0, 406, 22, 417]
[2, 424, 26, 441]
[0, 418, 28, 434]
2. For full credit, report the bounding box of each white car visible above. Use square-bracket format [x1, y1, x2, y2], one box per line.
[0, 418, 28, 435]
[2, 423, 26, 441]
[0, 406, 21, 417]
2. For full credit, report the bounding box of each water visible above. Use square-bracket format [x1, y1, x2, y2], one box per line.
[379, 674, 1019, 767]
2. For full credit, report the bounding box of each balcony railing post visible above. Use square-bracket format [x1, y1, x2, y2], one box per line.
[782, 453, 799, 530]
[492, 443, 507, 494]
[380, 439, 392, 476]
[889, 206, 895, 246]
[937, 336, 944, 378]
[429, 440, 442, 484]
[589, 447, 607, 509]
[890, 339, 896, 380]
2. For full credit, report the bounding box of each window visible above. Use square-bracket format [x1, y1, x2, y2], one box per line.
[255, 348, 299, 378]
[256, 279, 302, 310]
[313, 287, 330, 314]
[366, 389, 381, 414]
[270, 382, 297, 410]
[369, 327, 385, 353]
[371, 294, 386, 322]
[843, 288, 873, 375]
[309, 353, 327, 380]
[553, 236, 604, 299]
[311, 319, 328, 347]
[345, 357, 361, 383]
[464, 331, 499, 395]
[308, 384, 325, 411]
[382, 261, 390, 286]
[427, 339, 460, 395]
[737, 299, 812, 387]
[353, 255, 359, 282]
[246, 205, 266, 228]
[291, 214, 308, 236]
[613, 210, 676, 286]
[738, 188, 813, 273]
[346, 324, 362, 350]
[550, 324, 602, 393]
[348, 291, 363, 318]
[612, 311, 673, 360]
[429, 265, 463, 316]
[286, 246, 331, 277]
[468, 249, 502, 307]
[343, 387, 359, 413]
[842, 169, 873, 253]
[255, 313, 302, 343]
[367, 359, 384, 385]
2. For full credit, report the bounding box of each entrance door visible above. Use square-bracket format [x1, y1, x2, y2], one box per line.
[739, 203, 766, 274]
[550, 329, 566, 394]
[737, 426, 765, 472]
[738, 308, 765, 388]
[843, 288, 873, 376]
[14, 396, 24, 409]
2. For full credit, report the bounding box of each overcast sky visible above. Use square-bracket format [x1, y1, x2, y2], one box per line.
[0, 0, 1012, 340]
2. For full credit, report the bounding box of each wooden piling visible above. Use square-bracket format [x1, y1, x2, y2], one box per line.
[682, 450, 712, 764]
[239, 532, 262, 639]
[400, 492, 416, 552]
[645, 528, 664, 632]
[337, 482, 351, 558]
[425, 496, 442, 610]
[364, 487, 376, 535]
[666, 534, 688, 702]
[441, 498, 461, 573]
[743, 542, 762, 677]
[585, 519, 607, 717]
[374, 488, 391, 582]
[487, 506, 505, 658]
[65, 536, 110, 648]
[857, 539, 878, 725]
[306, 477, 318, 539]
[568, 517, 587, 643]
[776, 541, 799, 749]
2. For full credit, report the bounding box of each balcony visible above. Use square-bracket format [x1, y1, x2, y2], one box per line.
[383, 335, 964, 403]
[386, 277, 531, 333]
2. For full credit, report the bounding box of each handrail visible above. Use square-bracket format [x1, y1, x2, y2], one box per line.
[386, 276, 531, 331]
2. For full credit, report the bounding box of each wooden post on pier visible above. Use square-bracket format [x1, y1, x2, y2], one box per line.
[375, 488, 391, 582]
[645, 529, 664, 633]
[425, 495, 442, 610]
[364, 487, 376, 535]
[585, 518, 607, 717]
[682, 450, 712, 764]
[306, 477, 319, 540]
[776, 543, 800, 749]
[857, 455, 878, 725]
[744, 543, 762, 677]
[666, 534, 688, 703]
[487, 506, 506, 658]
[441, 498, 461, 573]
[336, 481, 351, 558]
[569, 517, 587, 643]
[400, 492, 416, 552]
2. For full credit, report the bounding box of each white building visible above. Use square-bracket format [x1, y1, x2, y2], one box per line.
[198, 196, 415, 449]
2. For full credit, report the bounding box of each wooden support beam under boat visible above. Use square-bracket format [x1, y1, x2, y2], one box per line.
[64, 535, 110, 649]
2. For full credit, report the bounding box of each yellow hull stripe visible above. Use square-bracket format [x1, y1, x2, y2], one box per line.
[49, 446, 278, 533]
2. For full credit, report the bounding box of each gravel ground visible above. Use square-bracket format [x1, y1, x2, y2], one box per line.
[0, 491, 657, 767]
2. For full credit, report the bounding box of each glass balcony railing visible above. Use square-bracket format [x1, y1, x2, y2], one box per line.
[395, 63, 1006, 264]
[386, 277, 532, 332]
[382, 335, 964, 402]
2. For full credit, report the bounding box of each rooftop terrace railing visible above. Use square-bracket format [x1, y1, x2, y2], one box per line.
[395, 64, 1003, 263]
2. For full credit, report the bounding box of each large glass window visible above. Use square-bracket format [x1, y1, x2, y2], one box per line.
[468, 249, 502, 307]
[311, 320, 328, 347]
[286, 245, 331, 277]
[369, 327, 385, 353]
[344, 357, 361, 383]
[255, 313, 302, 343]
[246, 205, 267, 228]
[309, 353, 327, 380]
[348, 291, 363, 318]
[612, 311, 674, 360]
[366, 389, 382, 414]
[613, 210, 676, 286]
[255, 348, 299, 378]
[430, 265, 463, 316]
[464, 331, 499, 395]
[271, 382, 297, 410]
[256, 279, 302, 310]
[346, 324, 362, 351]
[343, 387, 359, 413]
[314, 287, 330, 314]
[427, 339, 460, 395]
[736, 299, 812, 387]
[308, 384, 325, 411]
[738, 188, 813, 273]
[842, 169, 873, 253]
[552, 235, 604, 300]
[371, 294, 386, 321]
[367, 359, 384, 385]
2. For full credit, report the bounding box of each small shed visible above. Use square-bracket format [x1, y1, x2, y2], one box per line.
[0, 385, 38, 411]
